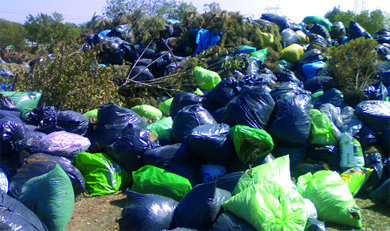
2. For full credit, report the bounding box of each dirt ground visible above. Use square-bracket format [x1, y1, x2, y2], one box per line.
[67, 191, 390, 231]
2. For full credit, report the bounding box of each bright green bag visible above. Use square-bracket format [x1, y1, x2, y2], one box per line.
[193, 66, 221, 91]
[83, 108, 98, 119]
[17, 164, 74, 231]
[223, 181, 308, 231]
[131, 104, 163, 120]
[310, 109, 338, 145]
[0, 90, 42, 117]
[232, 155, 292, 195]
[297, 170, 362, 228]
[229, 125, 274, 164]
[132, 165, 192, 201]
[159, 97, 173, 116]
[147, 116, 173, 141]
[75, 152, 131, 196]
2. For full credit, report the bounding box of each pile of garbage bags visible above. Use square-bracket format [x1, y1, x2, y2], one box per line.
[1, 13, 390, 231]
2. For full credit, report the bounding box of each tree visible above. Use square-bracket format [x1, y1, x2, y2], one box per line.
[327, 37, 379, 106]
[325, 7, 390, 35]
[0, 19, 27, 50]
[24, 12, 82, 44]
[103, 0, 196, 21]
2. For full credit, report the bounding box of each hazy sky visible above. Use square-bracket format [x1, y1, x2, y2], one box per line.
[1, 0, 389, 24]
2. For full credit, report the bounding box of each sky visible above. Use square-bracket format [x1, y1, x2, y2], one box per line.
[1, 0, 389, 25]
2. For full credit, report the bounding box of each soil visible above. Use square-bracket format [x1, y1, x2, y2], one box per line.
[67, 191, 390, 231]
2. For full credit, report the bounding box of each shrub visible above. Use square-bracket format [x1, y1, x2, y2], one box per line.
[15, 38, 124, 113]
[327, 37, 379, 106]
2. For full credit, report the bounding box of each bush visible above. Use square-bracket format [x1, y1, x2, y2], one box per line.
[327, 37, 379, 106]
[15, 38, 124, 113]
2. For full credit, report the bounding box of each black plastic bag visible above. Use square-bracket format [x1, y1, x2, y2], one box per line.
[90, 102, 147, 151]
[129, 66, 155, 81]
[224, 86, 275, 130]
[211, 211, 256, 231]
[170, 92, 204, 119]
[107, 24, 133, 41]
[369, 178, 390, 207]
[260, 13, 290, 31]
[378, 128, 390, 155]
[270, 81, 308, 102]
[170, 182, 232, 230]
[357, 126, 378, 149]
[56, 110, 89, 136]
[0, 109, 26, 156]
[0, 94, 17, 111]
[143, 143, 201, 185]
[312, 88, 345, 109]
[121, 42, 139, 62]
[348, 21, 372, 40]
[304, 76, 333, 92]
[99, 37, 125, 65]
[306, 145, 340, 170]
[281, 28, 300, 48]
[310, 24, 331, 44]
[363, 82, 388, 100]
[104, 126, 152, 172]
[274, 68, 302, 84]
[355, 100, 390, 133]
[0, 191, 48, 231]
[269, 94, 312, 147]
[210, 107, 228, 124]
[188, 123, 234, 165]
[16, 130, 46, 154]
[203, 77, 240, 111]
[308, 33, 328, 48]
[215, 171, 244, 193]
[171, 104, 216, 144]
[118, 190, 178, 231]
[297, 49, 327, 69]
[143, 143, 201, 186]
[291, 162, 328, 179]
[24, 106, 58, 134]
[23, 153, 85, 196]
[374, 29, 390, 44]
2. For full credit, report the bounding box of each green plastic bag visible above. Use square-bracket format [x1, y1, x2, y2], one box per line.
[159, 97, 173, 116]
[194, 88, 204, 96]
[0, 90, 42, 117]
[232, 155, 292, 195]
[341, 167, 373, 196]
[75, 152, 131, 196]
[193, 66, 221, 91]
[310, 109, 338, 145]
[17, 164, 74, 231]
[223, 181, 308, 231]
[229, 125, 274, 164]
[297, 170, 362, 228]
[131, 104, 163, 120]
[303, 16, 332, 31]
[147, 116, 173, 141]
[132, 165, 192, 201]
[83, 108, 98, 119]
[249, 48, 268, 63]
[279, 44, 304, 63]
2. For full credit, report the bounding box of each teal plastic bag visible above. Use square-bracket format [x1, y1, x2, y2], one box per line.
[223, 181, 308, 231]
[17, 164, 74, 231]
[297, 170, 362, 228]
[0, 90, 42, 118]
